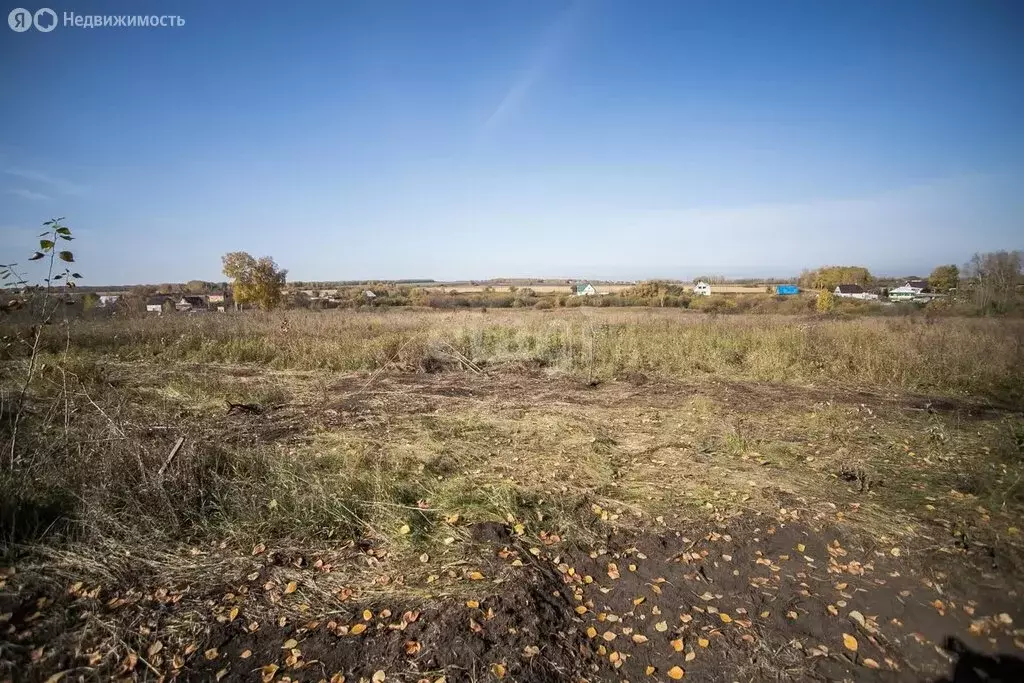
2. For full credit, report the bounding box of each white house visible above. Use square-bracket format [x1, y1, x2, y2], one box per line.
[889, 280, 928, 302]
[176, 296, 207, 312]
[573, 283, 597, 296]
[693, 281, 712, 296]
[98, 295, 119, 307]
[834, 284, 878, 300]
[146, 296, 169, 314]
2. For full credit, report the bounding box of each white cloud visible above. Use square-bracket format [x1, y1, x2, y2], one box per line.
[480, 0, 587, 135]
[616, 173, 1024, 271]
[7, 188, 51, 201]
[4, 168, 87, 196]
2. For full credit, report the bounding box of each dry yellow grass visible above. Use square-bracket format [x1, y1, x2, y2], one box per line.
[692, 284, 771, 294]
[429, 284, 770, 295]
[3, 307, 1023, 681]
[433, 284, 634, 294]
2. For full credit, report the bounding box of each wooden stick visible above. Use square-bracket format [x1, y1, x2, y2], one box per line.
[158, 437, 185, 477]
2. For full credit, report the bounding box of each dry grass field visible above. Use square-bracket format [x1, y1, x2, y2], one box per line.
[2, 309, 1023, 681]
[433, 285, 635, 294]
[432, 284, 767, 295]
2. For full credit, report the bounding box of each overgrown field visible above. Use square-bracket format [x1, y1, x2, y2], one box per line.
[1, 309, 1023, 681]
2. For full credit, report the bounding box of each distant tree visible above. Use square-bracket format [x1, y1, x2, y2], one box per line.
[816, 289, 836, 313]
[221, 251, 287, 310]
[82, 292, 99, 311]
[928, 264, 959, 292]
[964, 250, 1022, 311]
[185, 279, 208, 293]
[799, 266, 873, 291]
[286, 291, 311, 309]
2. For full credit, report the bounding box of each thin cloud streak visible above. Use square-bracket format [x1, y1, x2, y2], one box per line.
[7, 188, 51, 201]
[4, 168, 87, 196]
[480, 0, 587, 135]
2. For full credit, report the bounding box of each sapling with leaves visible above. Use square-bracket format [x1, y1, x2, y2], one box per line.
[1, 218, 82, 469]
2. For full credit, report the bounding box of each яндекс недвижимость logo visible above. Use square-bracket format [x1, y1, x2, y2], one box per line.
[8, 8, 184, 31]
[8, 7, 57, 32]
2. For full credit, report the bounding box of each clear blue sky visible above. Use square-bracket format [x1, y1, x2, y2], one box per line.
[2, 0, 1022, 284]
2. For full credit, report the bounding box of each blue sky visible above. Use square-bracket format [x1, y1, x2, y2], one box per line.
[1, 0, 1022, 284]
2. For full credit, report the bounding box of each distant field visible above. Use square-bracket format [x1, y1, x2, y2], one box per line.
[696, 284, 772, 294]
[430, 284, 633, 294]
[429, 284, 772, 294]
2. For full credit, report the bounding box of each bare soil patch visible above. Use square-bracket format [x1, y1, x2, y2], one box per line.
[3, 365, 1023, 681]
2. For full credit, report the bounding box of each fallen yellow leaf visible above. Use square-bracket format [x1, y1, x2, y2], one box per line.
[654, 620, 668, 632]
[586, 626, 597, 638]
[468, 571, 485, 581]
[842, 633, 858, 652]
[645, 665, 655, 675]
[491, 663, 506, 678]
[685, 651, 696, 662]
[282, 639, 298, 649]
[863, 658, 879, 669]
[240, 650, 252, 659]
[350, 623, 367, 635]
[671, 638, 683, 651]
[632, 634, 649, 644]
[466, 600, 480, 608]
[372, 671, 386, 683]
[363, 609, 373, 621]
[698, 638, 709, 648]
[398, 524, 411, 535]
[284, 581, 297, 594]
[575, 605, 588, 615]
[719, 613, 732, 623]
[603, 631, 616, 641]
[204, 648, 218, 661]
[667, 665, 685, 679]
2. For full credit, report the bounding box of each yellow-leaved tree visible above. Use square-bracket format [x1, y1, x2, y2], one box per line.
[221, 252, 287, 310]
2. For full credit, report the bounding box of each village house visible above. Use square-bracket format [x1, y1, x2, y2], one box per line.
[834, 284, 878, 300]
[146, 296, 170, 314]
[207, 292, 228, 304]
[573, 283, 597, 296]
[176, 296, 207, 312]
[889, 279, 929, 302]
[693, 281, 712, 296]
